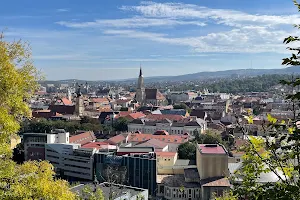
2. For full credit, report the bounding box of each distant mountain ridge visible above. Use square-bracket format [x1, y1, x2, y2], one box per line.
[43, 67, 300, 83]
[141, 66, 300, 82]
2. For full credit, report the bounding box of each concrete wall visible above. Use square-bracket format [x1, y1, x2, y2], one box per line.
[198, 153, 228, 180]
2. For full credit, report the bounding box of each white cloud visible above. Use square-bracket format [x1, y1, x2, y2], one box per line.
[56, 8, 69, 12]
[103, 27, 293, 53]
[56, 17, 206, 28]
[120, 1, 300, 27]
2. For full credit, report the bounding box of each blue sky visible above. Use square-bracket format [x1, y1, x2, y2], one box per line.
[1, 0, 299, 80]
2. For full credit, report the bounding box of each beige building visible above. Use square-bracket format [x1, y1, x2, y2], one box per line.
[157, 144, 230, 200]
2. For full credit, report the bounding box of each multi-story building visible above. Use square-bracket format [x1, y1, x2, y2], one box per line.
[128, 118, 207, 135]
[167, 92, 197, 104]
[23, 129, 69, 161]
[157, 144, 230, 200]
[94, 152, 157, 198]
[45, 143, 97, 181]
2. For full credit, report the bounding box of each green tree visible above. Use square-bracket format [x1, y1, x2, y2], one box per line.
[0, 34, 76, 199]
[173, 103, 191, 113]
[113, 117, 129, 132]
[76, 185, 104, 200]
[178, 142, 196, 160]
[219, 2, 300, 197]
[21, 118, 103, 134]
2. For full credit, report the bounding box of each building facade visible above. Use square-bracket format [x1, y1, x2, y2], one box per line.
[128, 118, 207, 135]
[135, 68, 166, 106]
[45, 143, 96, 180]
[23, 129, 69, 161]
[94, 152, 157, 197]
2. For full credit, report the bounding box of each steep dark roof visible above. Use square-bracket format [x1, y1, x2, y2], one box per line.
[190, 109, 206, 119]
[130, 119, 145, 124]
[48, 105, 75, 115]
[99, 112, 114, 119]
[145, 89, 158, 99]
[161, 109, 186, 116]
[145, 89, 165, 100]
[185, 121, 202, 126]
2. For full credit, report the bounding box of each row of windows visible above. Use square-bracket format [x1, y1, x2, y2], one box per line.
[65, 164, 91, 170]
[46, 149, 57, 153]
[73, 137, 91, 143]
[26, 137, 46, 143]
[131, 127, 200, 135]
[47, 155, 59, 159]
[29, 152, 42, 156]
[28, 144, 45, 147]
[64, 170, 90, 176]
[64, 158, 90, 163]
[164, 187, 201, 199]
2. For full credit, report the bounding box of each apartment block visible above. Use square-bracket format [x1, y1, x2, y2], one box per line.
[45, 143, 97, 181]
[94, 152, 157, 197]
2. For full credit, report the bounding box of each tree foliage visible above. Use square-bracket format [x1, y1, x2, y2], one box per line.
[201, 74, 292, 94]
[219, 2, 300, 198]
[20, 118, 103, 134]
[178, 132, 224, 160]
[173, 103, 191, 113]
[178, 142, 196, 160]
[113, 117, 129, 132]
[75, 185, 104, 200]
[0, 34, 76, 199]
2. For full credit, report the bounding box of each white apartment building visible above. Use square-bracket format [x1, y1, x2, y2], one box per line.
[128, 118, 207, 135]
[23, 129, 69, 161]
[45, 143, 97, 180]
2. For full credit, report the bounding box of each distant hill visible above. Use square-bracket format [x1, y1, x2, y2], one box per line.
[42, 67, 300, 84]
[142, 66, 300, 82]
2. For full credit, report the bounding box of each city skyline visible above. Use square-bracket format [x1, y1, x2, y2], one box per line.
[1, 0, 298, 80]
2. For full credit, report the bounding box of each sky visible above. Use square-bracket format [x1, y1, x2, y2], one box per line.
[1, 0, 300, 80]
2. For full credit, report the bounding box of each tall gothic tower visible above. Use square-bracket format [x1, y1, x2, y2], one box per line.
[74, 84, 84, 116]
[136, 67, 145, 104]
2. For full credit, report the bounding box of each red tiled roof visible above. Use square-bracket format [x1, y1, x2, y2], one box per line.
[135, 139, 168, 149]
[202, 177, 230, 187]
[153, 130, 169, 135]
[128, 133, 188, 144]
[115, 112, 145, 120]
[128, 112, 145, 119]
[146, 114, 184, 121]
[61, 98, 72, 106]
[198, 144, 226, 154]
[106, 134, 126, 145]
[117, 111, 132, 118]
[116, 99, 131, 104]
[82, 142, 117, 150]
[69, 131, 96, 145]
[90, 98, 109, 103]
[156, 152, 177, 157]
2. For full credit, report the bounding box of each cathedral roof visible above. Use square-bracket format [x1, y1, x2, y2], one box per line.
[145, 89, 166, 100]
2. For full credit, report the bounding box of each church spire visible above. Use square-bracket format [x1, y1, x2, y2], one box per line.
[139, 64, 143, 77]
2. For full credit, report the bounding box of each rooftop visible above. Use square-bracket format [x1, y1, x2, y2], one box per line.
[201, 177, 231, 187]
[156, 152, 177, 157]
[71, 182, 147, 200]
[128, 133, 189, 144]
[157, 174, 200, 188]
[198, 144, 227, 154]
